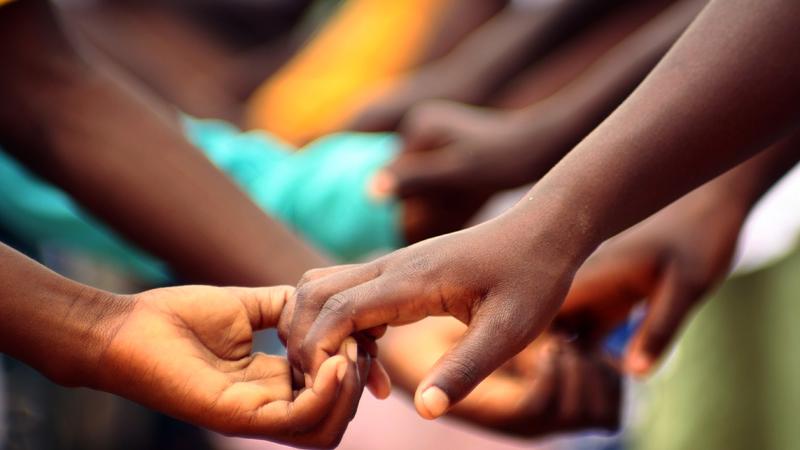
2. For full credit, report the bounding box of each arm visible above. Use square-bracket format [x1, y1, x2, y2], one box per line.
[349, 0, 630, 132]
[0, 241, 363, 447]
[283, 0, 800, 419]
[0, 0, 325, 286]
[558, 130, 800, 375]
[372, 0, 707, 202]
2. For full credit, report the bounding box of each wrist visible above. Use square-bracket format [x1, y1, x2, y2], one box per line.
[492, 186, 602, 271]
[38, 283, 135, 388]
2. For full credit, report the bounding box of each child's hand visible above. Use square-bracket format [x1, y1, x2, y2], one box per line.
[280, 214, 585, 420]
[381, 318, 621, 436]
[370, 101, 552, 198]
[92, 285, 366, 448]
[557, 182, 745, 376]
[370, 101, 569, 242]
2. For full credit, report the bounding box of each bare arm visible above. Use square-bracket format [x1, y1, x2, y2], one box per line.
[0, 241, 365, 447]
[284, 0, 800, 420]
[0, 0, 326, 286]
[349, 0, 631, 131]
[373, 0, 707, 202]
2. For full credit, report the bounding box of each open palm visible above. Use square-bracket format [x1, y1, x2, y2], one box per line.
[92, 285, 364, 448]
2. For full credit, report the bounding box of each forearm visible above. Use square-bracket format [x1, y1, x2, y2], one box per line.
[432, 0, 627, 103]
[506, 0, 705, 185]
[713, 131, 800, 211]
[512, 0, 800, 257]
[0, 0, 326, 285]
[0, 243, 131, 386]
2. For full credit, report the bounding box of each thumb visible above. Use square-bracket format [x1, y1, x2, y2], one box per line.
[369, 148, 464, 199]
[413, 312, 530, 419]
[624, 265, 704, 376]
[229, 285, 294, 330]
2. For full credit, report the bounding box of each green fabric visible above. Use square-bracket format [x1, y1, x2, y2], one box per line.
[0, 118, 402, 284]
[633, 248, 800, 450]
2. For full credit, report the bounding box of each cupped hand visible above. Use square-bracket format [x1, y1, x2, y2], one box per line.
[371, 100, 557, 199]
[281, 214, 583, 420]
[557, 184, 746, 376]
[372, 101, 569, 242]
[91, 285, 367, 448]
[381, 317, 621, 436]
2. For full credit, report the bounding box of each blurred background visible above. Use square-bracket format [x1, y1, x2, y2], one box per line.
[2, 0, 800, 449]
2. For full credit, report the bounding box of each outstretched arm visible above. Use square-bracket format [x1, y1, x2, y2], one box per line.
[558, 129, 800, 375]
[0, 0, 325, 286]
[0, 241, 365, 447]
[349, 0, 630, 132]
[284, 0, 800, 420]
[371, 0, 706, 204]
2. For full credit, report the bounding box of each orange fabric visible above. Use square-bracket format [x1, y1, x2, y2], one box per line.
[246, 0, 452, 146]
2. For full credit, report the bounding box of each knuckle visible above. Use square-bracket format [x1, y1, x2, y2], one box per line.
[294, 283, 321, 308]
[443, 356, 481, 390]
[321, 293, 352, 317]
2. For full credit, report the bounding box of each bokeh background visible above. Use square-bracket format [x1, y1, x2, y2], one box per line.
[2, 1, 800, 449]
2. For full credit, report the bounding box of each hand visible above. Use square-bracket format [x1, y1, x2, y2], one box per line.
[381, 318, 621, 436]
[376, 101, 570, 242]
[372, 101, 565, 198]
[91, 285, 367, 448]
[281, 214, 583, 420]
[557, 183, 746, 376]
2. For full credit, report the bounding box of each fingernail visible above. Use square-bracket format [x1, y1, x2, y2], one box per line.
[420, 386, 449, 419]
[304, 373, 313, 388]
[345, 338, 358, 363]
[368, 171, 395, 201]
[336, 361, 348, 382]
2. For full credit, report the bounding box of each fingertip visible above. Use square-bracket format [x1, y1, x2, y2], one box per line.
[337, 337, 359, 363]
[623, 351, 653, 377]
[368, 170, 396, 201]
[314, 355, 348, 394]
[414, 386, 450, 420]
[367, 361, 392, 400]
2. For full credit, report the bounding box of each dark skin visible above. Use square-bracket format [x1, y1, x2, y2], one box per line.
[0, 242, 366, 448]
[558, 131, 800, 376]
[372, 0, 706, 229]
[0, 0, 325, 286]
[283, 0, 800, 420]
[381, 318, 621, 436]
[348, 0, 635, 132]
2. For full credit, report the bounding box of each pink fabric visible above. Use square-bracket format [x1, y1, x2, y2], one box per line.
[214, 391, 551, 450]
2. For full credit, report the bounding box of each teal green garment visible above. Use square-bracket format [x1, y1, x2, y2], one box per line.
[0, 118, 403, 284]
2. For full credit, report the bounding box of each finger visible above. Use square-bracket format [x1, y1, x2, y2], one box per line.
[244, 353, 347, 436]
[286, 264, 381, 370]
[277, 265, 356, 345]
[370, 149, 468, 200]
[624, 265, 703, 376]
[587, 356, 622, 430]
[398, 100, 469, 154]
[557, 256, 648, 341]
[366, 359, 392, 400]
[289, 337, 367, 449]
[230, 285, 294, 331]
[349, 101, 406, 132]
[300, 275, 435, 376]
[556, 344, 583, 427]
[413, 307, 534, 420]
[399, 115, 452, 154]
